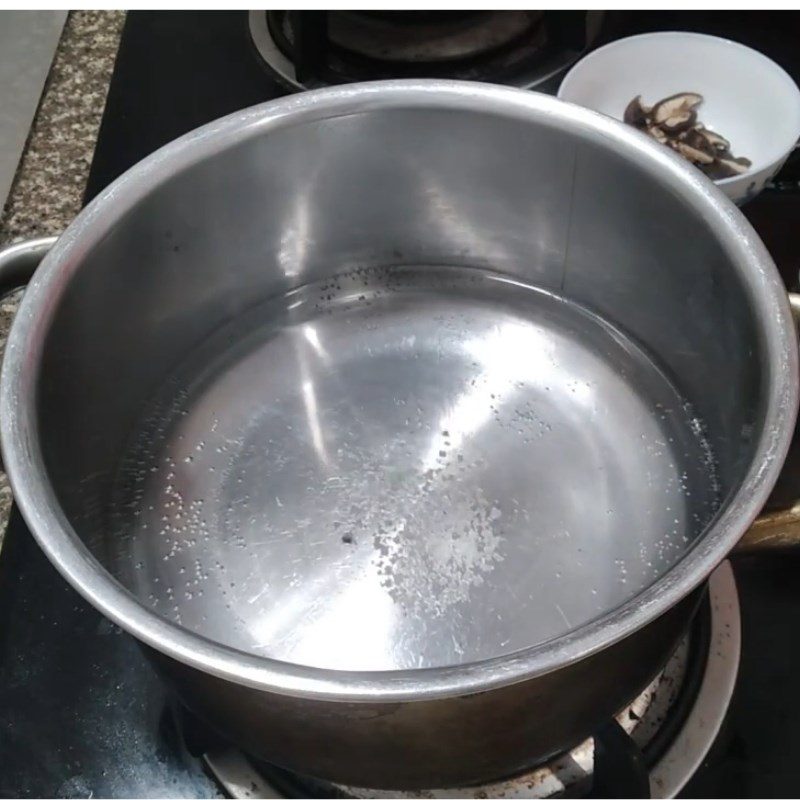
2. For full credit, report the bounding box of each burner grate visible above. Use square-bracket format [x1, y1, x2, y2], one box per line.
[249, 11, 603, 92]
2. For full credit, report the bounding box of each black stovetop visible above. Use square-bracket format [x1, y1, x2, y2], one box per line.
[3, 11, 800, 798]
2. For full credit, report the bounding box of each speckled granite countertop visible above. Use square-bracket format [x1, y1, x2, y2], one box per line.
[0, 11, 125, 541]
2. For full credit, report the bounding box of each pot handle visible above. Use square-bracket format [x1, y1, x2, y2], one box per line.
[0, 236, 57, 295]
[0, 237, 57, 473]
[734, 502, 800, 554]
[734, 291, 800, 555]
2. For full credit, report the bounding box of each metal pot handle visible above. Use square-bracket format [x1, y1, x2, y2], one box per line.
[734, 291, 800, 554]
[0, 237, 57, 472]
[0, 236, 58, 293]
[0, 236, 57, 295]
[735, 502, 800, 554]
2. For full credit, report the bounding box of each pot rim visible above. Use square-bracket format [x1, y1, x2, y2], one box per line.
[2, 79, 796, 702]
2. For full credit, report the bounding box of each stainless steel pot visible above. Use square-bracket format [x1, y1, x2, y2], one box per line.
[1, 80, 797, 789]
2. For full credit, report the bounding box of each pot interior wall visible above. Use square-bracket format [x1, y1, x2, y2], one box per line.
[36, 101, 764, 659]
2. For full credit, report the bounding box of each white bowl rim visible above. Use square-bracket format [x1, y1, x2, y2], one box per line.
[558, 30, 800, 187]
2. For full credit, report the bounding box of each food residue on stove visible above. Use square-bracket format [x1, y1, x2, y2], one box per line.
[623, 92, 752, 179]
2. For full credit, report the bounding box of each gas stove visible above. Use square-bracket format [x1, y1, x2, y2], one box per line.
[3, 11, 800, 799]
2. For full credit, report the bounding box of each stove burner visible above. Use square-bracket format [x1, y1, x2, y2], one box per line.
[248, 11, 604, 92]
[325, 12, 540, 64]
[203, 563, 739, 799]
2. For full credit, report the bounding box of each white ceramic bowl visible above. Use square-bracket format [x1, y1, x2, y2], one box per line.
[558, 32, 800, 205]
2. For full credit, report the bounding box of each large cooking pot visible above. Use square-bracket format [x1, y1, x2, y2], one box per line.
[1, 81, 797, 789]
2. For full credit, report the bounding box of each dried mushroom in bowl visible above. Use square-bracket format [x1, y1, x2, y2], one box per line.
[624, 92, 751, 180]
